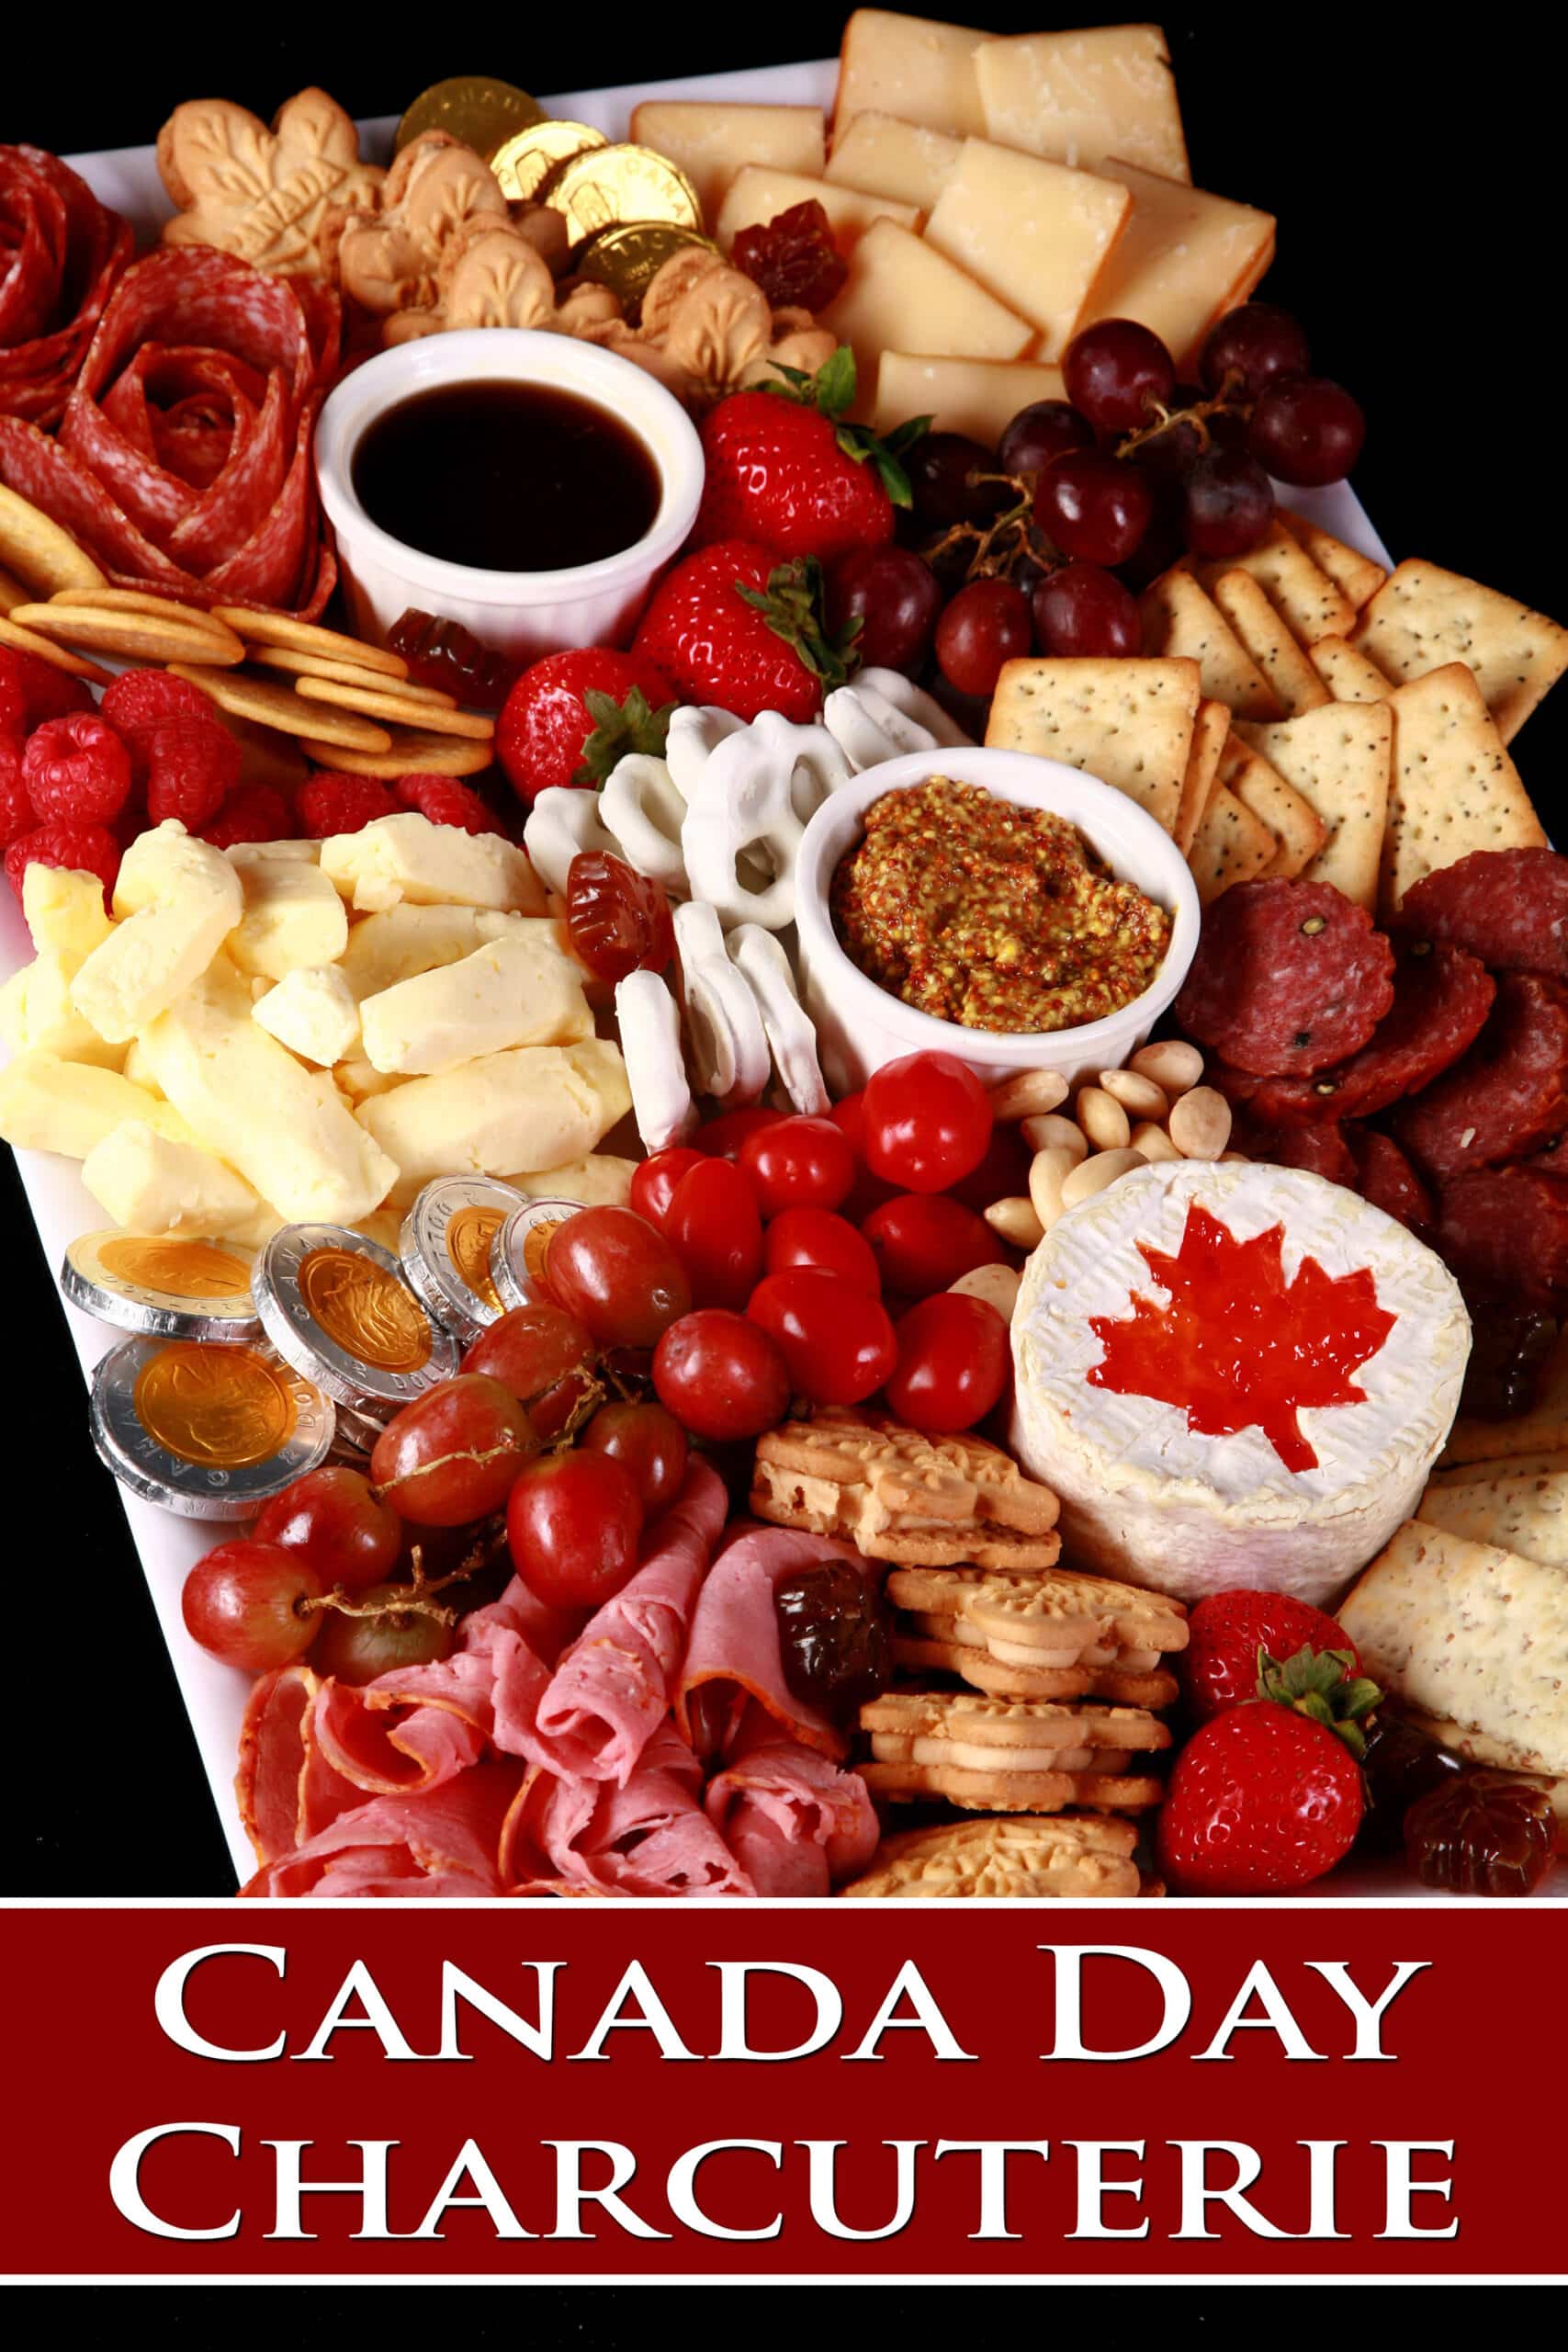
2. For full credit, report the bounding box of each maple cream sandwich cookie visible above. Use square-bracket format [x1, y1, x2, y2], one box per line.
[751, 1407, 1060, 1568]
[859, 1689, 1169, 1814]
[888, 1563, 1187, 1707]
[840, 1813, 1156, 1901]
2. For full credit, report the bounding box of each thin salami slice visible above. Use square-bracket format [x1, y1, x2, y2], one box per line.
[1394, 971, 1568, 1182]
[1399, 847, 1568, 978]
[1174, 876, 1395, 1077]
[0, 146, 131, 428]
[1349, 1129, 1434, 1235]
[1436, 1167, 1568, 1309]
[1234, 1116, 1358, 1189]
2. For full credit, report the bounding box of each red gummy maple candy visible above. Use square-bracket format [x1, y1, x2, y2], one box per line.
[1088, 1204, 1396, 1473]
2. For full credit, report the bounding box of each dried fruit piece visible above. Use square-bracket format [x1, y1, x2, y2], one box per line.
[774, 1560, 893, 1720]
[566, 848, 673, 983]
[1404, 1770, 1558, 1896]
[732, 199, 847, 312]
[387, 608, 518, 710]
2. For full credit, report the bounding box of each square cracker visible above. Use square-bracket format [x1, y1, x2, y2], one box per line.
[984, 656, 1199, 833]
[1139, 569, 1281, 721]
[1352, 557, 1568, 743]
[1185, 779, 1275, 903]
[1377, 662, 1546, 919]
[1208, 570, 1331, 715]
[1215, 734, 1326, 880]
[1233, 699, 1393, 910]
[1175, 697, 1230, 854]
[1198, 519, 1354, 645]
[1278, 508, 1388, 611]
[1416, 1461, 1568, 1574]
[1310, 635, 1390, 704]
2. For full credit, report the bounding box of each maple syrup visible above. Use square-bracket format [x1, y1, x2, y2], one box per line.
[351, 379, 662, 571]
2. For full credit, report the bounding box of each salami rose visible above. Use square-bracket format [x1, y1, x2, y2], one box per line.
[0, 146, 131, 427]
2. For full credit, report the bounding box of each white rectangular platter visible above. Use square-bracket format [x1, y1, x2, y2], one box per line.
[8, 56, 1470, 1899]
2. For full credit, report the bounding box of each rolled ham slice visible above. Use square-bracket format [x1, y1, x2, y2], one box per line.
[235, 1664, 364, 1867]
[240, 1759, 525, 1898]
[675, 1521, 874, 1763]
[501, 1722, 752, 1898]
[705, 1702, 879, 1895]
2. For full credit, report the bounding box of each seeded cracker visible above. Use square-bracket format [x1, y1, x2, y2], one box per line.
[1416, 1461, 1568, 1573]
[1175, 696, 1230, 854]
[1377, 662, 1545, 918]
[1310, 635, 1391, 704]
[1233, 699, 1393, 910]
[984, 656, 1200, 834]
[1215, 732, 1325, 879]
[1198, 518, 1354, 645]
[1351, 557, 1568, 743]
[1278, 508, 1388, 611]
[1207, 570, 1331, 714]
[1139, 568, 1281, 721]
[1184, 778, 1275, 902]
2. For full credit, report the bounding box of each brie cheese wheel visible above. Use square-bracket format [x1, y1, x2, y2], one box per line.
[1010, 1159, 1470, 1608]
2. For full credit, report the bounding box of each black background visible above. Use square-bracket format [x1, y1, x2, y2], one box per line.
[6, 7, 1562, 1912]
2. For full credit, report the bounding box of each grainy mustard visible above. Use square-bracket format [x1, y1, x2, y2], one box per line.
[830, 778, 1172, 1035]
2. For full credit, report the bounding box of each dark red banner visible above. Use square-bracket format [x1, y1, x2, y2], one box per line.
[2, 1901, 1557, 2278]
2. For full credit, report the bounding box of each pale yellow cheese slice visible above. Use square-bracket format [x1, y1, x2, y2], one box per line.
[819, 219, 1032, 406]
[826, 111, 961, 213]
[715, 165, 919, 253]
[923, 139, 1131, 360]
[1077, 161, 1276, 370]
[974, 24, 1189, 181]
[628, 101, 825, 224]
[834, 10, 993, 143]
[874, 352, 1066, 441]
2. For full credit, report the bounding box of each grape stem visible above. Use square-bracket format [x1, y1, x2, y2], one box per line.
[1114, 382, 1248, 462]
[919, 476, 1058, 586]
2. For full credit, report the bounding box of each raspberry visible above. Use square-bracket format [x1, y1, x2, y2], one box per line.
[395, 773, 504, 835]
[202, 784, 296, 849]
[297, 771, 398, 838]
[23, 711, 132, 824]
[1, 735, 31, 846]
[143, 717, 242, 830]
[98, 668, 214, 737]
[6, 820, 120, 909]
[0, 646, 93, 729]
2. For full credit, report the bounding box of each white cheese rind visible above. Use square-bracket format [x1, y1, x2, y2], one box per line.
[1009, 1159, 1470, 1607]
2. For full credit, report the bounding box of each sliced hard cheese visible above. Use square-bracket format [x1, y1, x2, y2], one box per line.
[1010, 1159, 1470, 1607]
[874, 351, 1066, 439]
[826, 111, 961, 213]
[924, 139, 1132, 360]
[1078, 161, 1273, 368]
[974, 24, 1188, 181]
[627, 101, 825, 222]
[834, 10, 992, 142]
[714, 166, 918, 254]
[820, 220, 1032, 401]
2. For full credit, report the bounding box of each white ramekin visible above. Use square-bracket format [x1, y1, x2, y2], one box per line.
[793, 745, 1201, 1094]
[313, 329, 705, 663]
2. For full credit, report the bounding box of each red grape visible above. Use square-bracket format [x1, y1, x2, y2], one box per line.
[666, 1156, 764, 1310]
[1199, 303, 1311, 401]
[862, 1050, 993, 1193]
[544, 1204, 691, 1348]
[629, 1145, 706, 1235]
[182, 1540, 323, 1671]
[886, 1293, 1010, 1431]
[506, 1448, 644, 1611]
[1248, 376, 1365, 488]
[763, 1204, 881, 1295]
[1063, 318, 1176, 435]
[1033, 451, 1152, 567]
[1180, 447, 1275, 559]
[737, 1114, 855, 1217]
[1032, 561, 1141, 656]
[997, 400, 1095, 480]
[747, 1269, 897, 1406]
[460, 1304, 596, 1442]
[906, 432, 1009, 528]
[371, 1374, 537, 1525]
[582, 1398, 689, 1515]
[861, 1193, 1004, 1297]
[652, 1309, 790, 1441]
[254, 1465, 400, 1594]
[827, 546, 943, 674]
[310, 1587, 457, 1685]
[934, 578, 1032, 697]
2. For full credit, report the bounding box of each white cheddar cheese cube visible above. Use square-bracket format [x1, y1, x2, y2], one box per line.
[333, 1057, 407, 1105]
[227, 854, 349, 981]
[22, 864, 113, 960]
[81, 1118, 276, 1246]
[226, 838, 321, 866]
[320, 813, 545, 917]
[358, 922, 592, 1075]
[508, 1154, 637, 1208]
[825, 111, 961, 213]
[819, 219, 1031, 405]
[0, 951, 129, 1068]
[716, 166, 918, 254]
[834, 11, 992, 142]
[975, 26, 1190, 182]
[628, 101, 826, 222]
[121, 1036, 163, 1093]
[874, 352, 1067, 441]
[253, 965, 362, 1067]
[137, 958, 397, 1227]
[72, 820, 243, 1045]
[1080, 162, 1276, 370]
[0, 1051, 193, 1160]
[924, 140, 1132, 361]
[336, 905, 527, 1001]
[356, 1038, 632, 1203]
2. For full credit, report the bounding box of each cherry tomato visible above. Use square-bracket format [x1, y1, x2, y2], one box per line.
[582, 1399, 689, 1515]
[506, 1448, 644, 1610]
[885, 1292, 1010, 1431]
[763, 1205, 881, 1296]
[371, 1374, 538, 1525]
[254, 1465, 400, 1593]
[667, 1156, 764, 1309]
[544, 1204, 691, 1348]
[629, 1146, 705, 1235]
[737, 1114, 855, 1216]
[653, 1308, 791, 1441]
[950, 1122, 1033, 1213]
[698, 1105, 788, 1159]
[862, 1193, 1006, 1298]
[748, 1270, 897, 1407]
[829, 1088, 897, 1217]
[862, 1051, 993, 1193]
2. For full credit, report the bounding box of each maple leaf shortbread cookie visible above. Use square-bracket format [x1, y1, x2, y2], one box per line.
[839, 1813, 1155, 1900]
[859, 1688, 1170, 1814]
[887, 1562, 1188, 1707]
[750, 1407, 1061, 1567]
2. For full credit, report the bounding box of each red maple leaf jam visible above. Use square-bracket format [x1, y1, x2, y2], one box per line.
[1087, 1204, 1397, 1472]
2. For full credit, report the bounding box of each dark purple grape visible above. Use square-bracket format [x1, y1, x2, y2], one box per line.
[906, 432, 1010, 528]
[1203, 405, 1252, 455]
[1126, 411, 1206, 491]
[827, 546, 943, 674]
[1199, 303, 1312, 401]
[1063, 318, 1176, 434]
[1180, 447, 1275, 558]
[1033, 451, 1153, 567]
[934, 577, 1032, 696]
[1032, 563, 1142, 657]
[1359, 1712, 1465, 1854]
[1248, 376, 1366, 487]
[997, 398, 1096, 480]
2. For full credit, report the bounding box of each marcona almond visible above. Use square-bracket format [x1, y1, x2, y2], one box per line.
[1168, 1085, 1232, 1159]
[1131, 1120, 1181, 1162]
[1075, 1086, 1131, 1151]
[1060, 1146, 1145, 1206]
[1099, 1068, 1168, 1120]
[1028, 1144, 1079, 1229]
[985, 1195, 1044, 1249]
[951, 1263, 1021, 1320]
[1130, 1039, 1204, 1094]
[1020, 1111, 1088, 1164]
[988, 1067, 1069, 1121]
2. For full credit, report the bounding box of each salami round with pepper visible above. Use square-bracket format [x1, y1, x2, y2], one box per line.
[1399, 846, 1568, 978]
[1233, 1116, 1358, 1188]
[1436, 1166, 1568, 1309]
[1394, 970, 1568, 1182]
[1174, 877, 1395, 1078]
[1349, 1130, 1434, 1235]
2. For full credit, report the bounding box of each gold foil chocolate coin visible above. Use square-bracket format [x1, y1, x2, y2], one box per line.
[62, 1228, 259, 1340]
[491, 120, 606, 204]
[400, 1175, 526, 1346]
[136, 1341, 297, 1469]
[394, 76, 545, 161]
[544, 144, 702, 248]
[490, 1197, 588, 1314]
[254, 1223, 458, 1411]
[578, 221, 720, 314]
[91, 1334, 334, 1520]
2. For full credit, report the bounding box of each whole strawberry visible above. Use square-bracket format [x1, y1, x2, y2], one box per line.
[633, 539, 858, 722]
[495, 648, 675, 808]
[694, 347, 924, 562]
[1183, 1590, 1361, 1724]
[1157, 1646, 1382, 1894]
